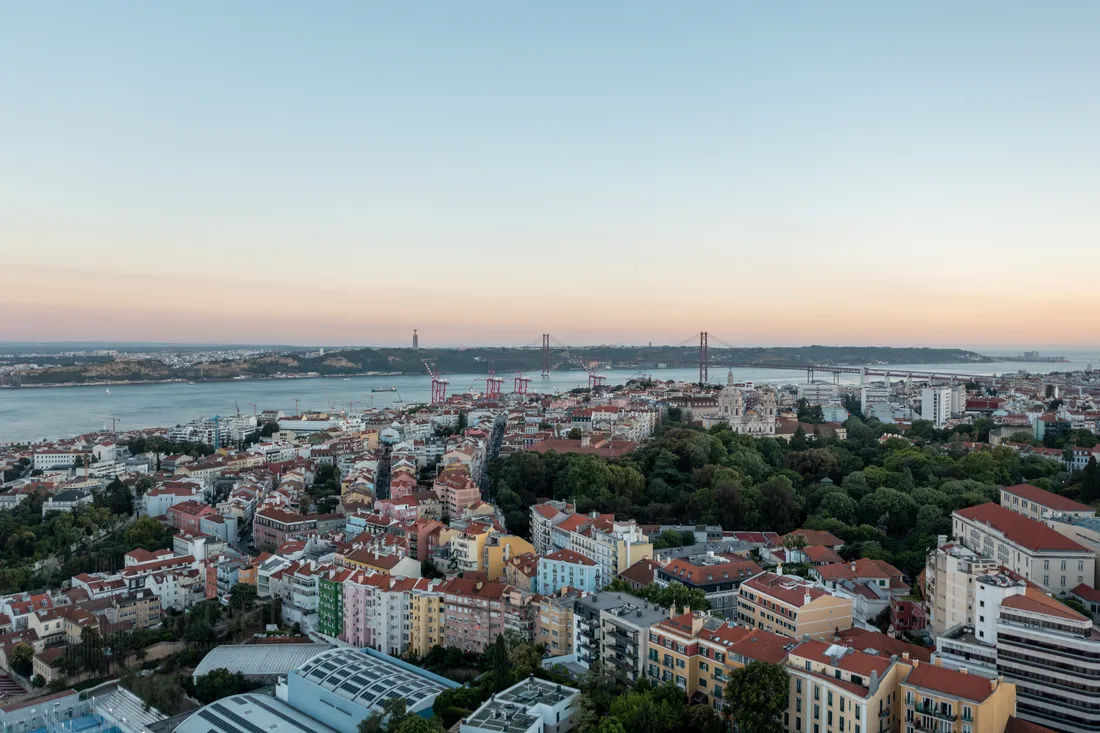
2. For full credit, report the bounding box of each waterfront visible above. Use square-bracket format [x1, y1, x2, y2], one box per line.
[2, 357, 1097, 443]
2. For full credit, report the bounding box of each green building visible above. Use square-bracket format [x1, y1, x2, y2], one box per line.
[318, 571, 346, 639]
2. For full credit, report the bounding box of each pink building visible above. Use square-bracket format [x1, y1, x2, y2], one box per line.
[434, 466, 480, 519]
[441, 577, 508, 653]
[167, 500, 217, 534]
[389, 473, 419, 499]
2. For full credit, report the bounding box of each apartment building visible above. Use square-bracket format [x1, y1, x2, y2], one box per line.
[538, 549, 598, 595]
[599, 600, 668, 684]
[738, 572, 853, 640]
[902, 660, 1016, 733]
[924, 539, 1003, 637]
[654, 553, 762, 618]
[442, 578, 509, 654]
[1000, 484, 1094, 522]
[573, 591, 666, 672]
[407, 579, 446, 658]
[952, 503, 1095, 596]
[253, 507, 317, 548]
[535, 593, 578, 658]
[934, 568, 1100, 733]
[530, 502, 653, 588]
[922, 387, 953, 427]
[785, 639, 912, 733]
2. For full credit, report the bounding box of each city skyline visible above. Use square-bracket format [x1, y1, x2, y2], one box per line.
[4, 2, 1100, 346]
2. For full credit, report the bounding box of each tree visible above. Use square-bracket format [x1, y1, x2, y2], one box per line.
[1082, 456, 1100, 503]
[9, 643, 33, 676]
[782, 533, 808, 562]
[194, 668, 254, 704]
[230, 582, 258, 615]
[487, 634, 511, 692]
[724, 661, 790, 733]
[567, 428, 583, 440]
[608, 690, 679, 733]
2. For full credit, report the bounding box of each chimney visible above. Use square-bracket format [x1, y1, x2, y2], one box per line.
[850, 562, 856, 572]
[580, 435, 590, 447]
[959, 667, 968, 675]
[902, 652, 909, 661]
[934, 658, 943, 667]
[803, 593, 812, 606]
[777, 563, 783, 576]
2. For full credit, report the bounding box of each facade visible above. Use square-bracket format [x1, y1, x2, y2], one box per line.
[952, 503, 1095, 597]
[737, 571, 853, 640]
[902, 660, 1016, 733]
[712, 371, 778, 434]
[317, 568, 351, 639]
[925, 539, 1002, 637]
[442, 578, 509, 653]
[598, 600, 669, 684]
[535, 593, 577, 658]
[922, 386, 953, 427]
[530, 502, 653, 589]
[538, 549, 599, 595]
[253, 508, 316, 549]
[1000, 484, 1095, 522]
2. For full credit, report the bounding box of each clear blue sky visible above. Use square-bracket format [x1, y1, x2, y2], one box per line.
[2, 2, 1099, 347]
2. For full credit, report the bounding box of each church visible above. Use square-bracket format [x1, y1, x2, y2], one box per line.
[705, 369, 778, 434]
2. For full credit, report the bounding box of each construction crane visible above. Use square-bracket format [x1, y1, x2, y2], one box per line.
[575, 357, 606, 390]
[485, 364, 504, 399]
[96, 415, 121, 432]
[423, 361, 449, 404]
[247, 402, 259, 416]
[513, 371, 532, 396]
[234, 399, 241, 416]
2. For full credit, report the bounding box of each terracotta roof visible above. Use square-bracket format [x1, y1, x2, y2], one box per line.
[697, 624, 791, 665]
[782, 529, 843, 547]
[1001, 483, 1094, 513]
[742, 572, 829, 607]
[543, 549, 597, 566]
[1001, 588, 1088, 622]
[903, 662, 1000, 702]
[1071, 583, 1100, 603]
[660, 557, 762, 586]
[619, 558, 660, 587]
[954, 503, 1090, 552]
[804, 546, 845, 564]
[792, 639, 891, 677]
[834, 627, 932, 663]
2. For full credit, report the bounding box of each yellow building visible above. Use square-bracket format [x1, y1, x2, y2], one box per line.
[535, 593, 578, 657]
[450, 523, 494, 574]
[482, 534, 536, 581]
[648, 611, 792, 711]
[738, 571, 852, 640]
[902, 659, 1016, 733]
[785, 639, 912, 733]
[408, 582, 446, 657]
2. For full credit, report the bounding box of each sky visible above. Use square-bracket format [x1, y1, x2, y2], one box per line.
[2, 2, 1099, 349]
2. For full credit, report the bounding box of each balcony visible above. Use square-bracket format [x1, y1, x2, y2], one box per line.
[912, 703, 957, 723]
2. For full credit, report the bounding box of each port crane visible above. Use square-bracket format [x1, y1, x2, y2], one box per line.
[576, 358, 606, 390]
[513, 371, 532, 396]
[424, 361, 449, 404]
[96, 415, 121, 432]
[484, 363, 504, 399]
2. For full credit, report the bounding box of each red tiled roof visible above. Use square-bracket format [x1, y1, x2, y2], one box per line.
[1071, 583, 1100, 603]
[742, 572, 828, 607]
[783, 529, 844, 547]
[834, 627, 932, 663]
[954, 503, 1089, 552]
[661, 557, 761, 586]
[619, 558, 660, 587]
[543, 549, 597, 566]
[1001, 588, 1087, 622]
[903, 662, 1000, 702]
[804, 546, 845, 564]
[1001, 484, 1093, 513]
[793, 639, 891, 676]
[1004, 716, 1059, 733]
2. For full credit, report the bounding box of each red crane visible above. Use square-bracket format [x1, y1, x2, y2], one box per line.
[575, 357, 606, 390]
[513, 371, 532, 395]
[423, 361, 449, 404]
[485, 366, 504, 399]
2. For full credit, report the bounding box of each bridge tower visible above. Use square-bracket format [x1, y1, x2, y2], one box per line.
[699, 331, 708, 385]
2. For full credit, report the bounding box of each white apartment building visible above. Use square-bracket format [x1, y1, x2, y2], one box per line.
[935, 570, 1100, 733]
[921, 386, 953, 428]
[32, 451, 84, 470]
[797, 381, 839, 404]
[531, 502, 652, 588]
[1000, 483, 1095, 522]
[952, 503, 1095, 597]
[924, 538, 1002, 637]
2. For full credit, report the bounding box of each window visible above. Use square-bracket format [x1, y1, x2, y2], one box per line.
[796, 679, 802, 694]
[1044, 560, 1050, 570]
[699, 662, 709, 672]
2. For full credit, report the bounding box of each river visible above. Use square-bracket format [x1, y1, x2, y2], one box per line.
[2, 356, 1097, 443]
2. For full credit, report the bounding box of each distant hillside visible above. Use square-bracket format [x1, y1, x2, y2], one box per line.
[8, 344, 989, 386]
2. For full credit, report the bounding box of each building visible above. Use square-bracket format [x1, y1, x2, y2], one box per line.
[442, 578, 511, 654]
[798, 381, 840, 404]
[952, 503, 1095, 596]
[654, 554, 762, 619]
[538, 549, 599, 595]
[529, 502, 653, 589]
[254, 508, 317, 549]
[1000, 484, 1095, 522]
[737, 571, 853, 640]
[922, 386, 953, 427]
[41, 488, 94, 515]
[902, 659, 1016, 733]
[598, 598, 670, 684]
[460, 677, 580, 733]
[784, 639, 912, 733]
[192, 643, 333, 683]
[925, 539, 1003, 637]
[317, 567, 352, 639]
[285, 648, 459, 731]
[536, 593, 578, 658]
